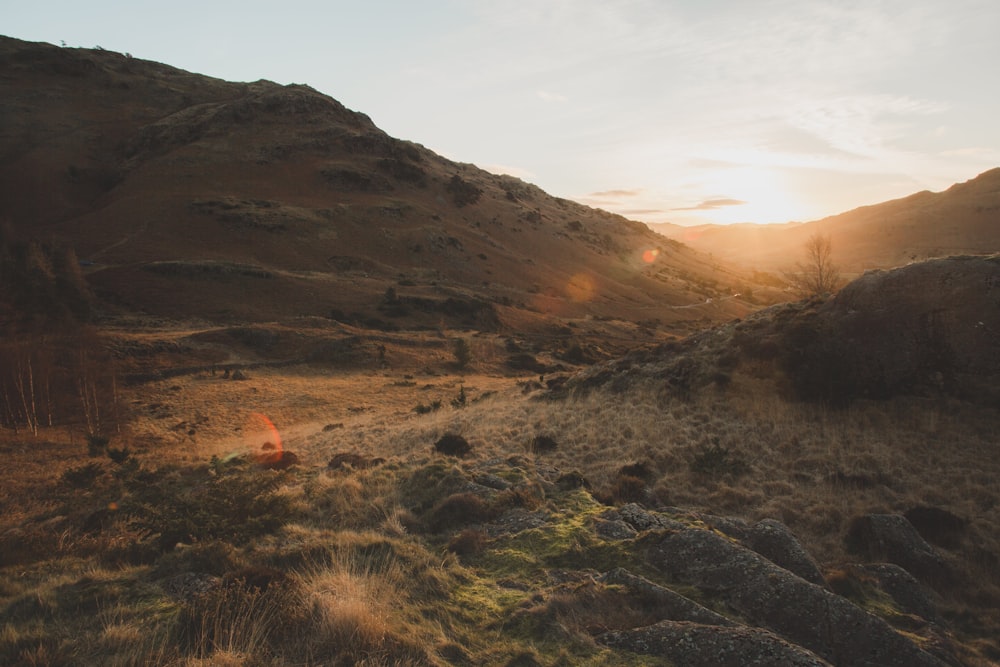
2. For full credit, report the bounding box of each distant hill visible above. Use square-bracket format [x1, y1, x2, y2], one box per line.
[651, 169, 1000, 276]
[0, 36, 753, 331]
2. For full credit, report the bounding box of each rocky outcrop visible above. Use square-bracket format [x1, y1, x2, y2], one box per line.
[648, 528, 947, 666]
[597, 568, 734, 627]
[747, 518, 827, 587]
[845, 514, 951, 585]
[600, 620, 833, 666]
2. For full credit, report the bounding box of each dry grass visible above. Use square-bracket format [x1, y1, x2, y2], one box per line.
[2, 331, 999, 664]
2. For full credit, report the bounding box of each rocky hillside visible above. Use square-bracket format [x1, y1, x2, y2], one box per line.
[0, 36, 752, 331]
[652, 169, 1000, 276]
[570, 254, 1000, 408]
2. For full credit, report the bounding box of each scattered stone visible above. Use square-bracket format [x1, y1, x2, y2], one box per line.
[473, 473, 512, 491]
[599, 620, 832, 666]
[322, 422, 344, 431]
[845, 514, 951, 585]
[487, 508, 549, 536]
[328, 452, 385, 470]
[593, 518, 638, 541]
[435, 433, 471, 457]
[230, 369, 248, 380]
[162, 572, 222, 601]
[747, 518, 827, 587]
[607, 503, 684, 532]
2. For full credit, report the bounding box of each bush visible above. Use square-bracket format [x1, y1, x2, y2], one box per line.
[434, 433, 471, 457]
[453, 338, 471, 369]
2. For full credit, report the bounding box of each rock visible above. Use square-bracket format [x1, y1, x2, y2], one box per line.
[649, 528, 948, 666]
[599, 620, 832, 666]
[255, 449, 299, 470]
[162, 572, 221, 600]
[473, 473, 512, 491]
[861, 563, 942, 623]
[606, 503, 684, 532]
[434, 433, 472, 457]
[598, 568, 734, 626]
[593, 518, 637, 541]
[904, 506, 966, 549]
[747, 518, 826, 587]
[328, 452, 385, 470]
[845, 514, 951, 585]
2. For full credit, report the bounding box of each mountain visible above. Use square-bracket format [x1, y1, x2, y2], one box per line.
[651, 169, 1000, 276]
[0, 36, 753, 333]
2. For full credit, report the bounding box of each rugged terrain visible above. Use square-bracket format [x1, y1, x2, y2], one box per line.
[2, 257, 999, 666]
[1, 35, 999, 667]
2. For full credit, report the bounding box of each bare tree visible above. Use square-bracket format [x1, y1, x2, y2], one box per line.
[784, 233, 842, 297]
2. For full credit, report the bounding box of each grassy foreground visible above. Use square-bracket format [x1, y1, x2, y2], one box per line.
[2, 355, 999, 665]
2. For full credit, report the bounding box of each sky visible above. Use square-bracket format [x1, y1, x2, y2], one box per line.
[4, 0, 1000, 225]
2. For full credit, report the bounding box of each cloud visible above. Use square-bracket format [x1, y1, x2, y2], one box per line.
[536, 90, 568, 103]
[587, 188, 643, 198]
[672, 198, 747, 211]
[620, 208, 667, 216]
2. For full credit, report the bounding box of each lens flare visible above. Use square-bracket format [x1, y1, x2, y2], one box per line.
[642, 248, 661, 263]
[243, 412, 283, 459]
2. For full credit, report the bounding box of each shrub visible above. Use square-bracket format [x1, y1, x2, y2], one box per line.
[426, 492, 494, 532]
[453, 338, 471, 369]
[129, 462, 297, 550]
[434, 433, 471, 457]
[413, 400, 442, 415]
[529, 435, 558, 454]
[61, 462, 104, 488]
[447, 528, 488, 556]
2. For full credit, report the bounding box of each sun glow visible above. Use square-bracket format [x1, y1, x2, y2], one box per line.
[697, 167, 807, 225]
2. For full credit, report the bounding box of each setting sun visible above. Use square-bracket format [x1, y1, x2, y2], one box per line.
[696, 167, 808, 225]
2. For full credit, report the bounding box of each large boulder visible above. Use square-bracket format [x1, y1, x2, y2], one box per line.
[648, 528, 948, 666]
[807, 255, 1000, 403]
[747, 518, 826, 587]
[845, 514, 951, 585]
[600, 620, 832, 666]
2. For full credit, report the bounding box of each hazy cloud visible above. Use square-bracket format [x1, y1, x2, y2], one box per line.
[536, 90, 568, 103]
[588, 188, 643, 198]
[620, 208, 666, 216]
[672, 198, 747, 211]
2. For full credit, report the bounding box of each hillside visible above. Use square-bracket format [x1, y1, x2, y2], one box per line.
[0, 36, 754, 335]
[652, 169, 1000, 276]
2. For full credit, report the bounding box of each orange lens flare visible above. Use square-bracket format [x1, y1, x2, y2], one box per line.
[248, 411, 282, 452]
[642, 248, 660, 263]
